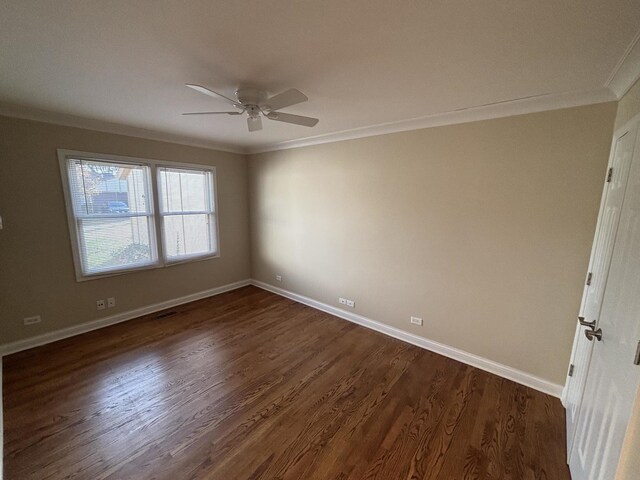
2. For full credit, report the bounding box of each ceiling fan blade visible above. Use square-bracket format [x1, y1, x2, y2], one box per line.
[263, 89, 308, 110]
[247, 116, 263, 132]
[185, 84, 241, 107]
[267, 111, 319, 127]
[182, 111, 243, 115]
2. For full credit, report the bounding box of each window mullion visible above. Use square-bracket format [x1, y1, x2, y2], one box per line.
[150, 163, 165, 267]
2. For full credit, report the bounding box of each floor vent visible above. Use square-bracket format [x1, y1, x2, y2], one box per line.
[155, 310, 178, 319]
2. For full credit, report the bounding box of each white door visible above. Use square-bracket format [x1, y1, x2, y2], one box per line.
[564, 117, 639, 452]
[569, 117, 640, 479]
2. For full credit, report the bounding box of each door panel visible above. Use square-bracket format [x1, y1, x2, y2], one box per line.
[564, 122, 638, 453]
[569, 121, 640, 479]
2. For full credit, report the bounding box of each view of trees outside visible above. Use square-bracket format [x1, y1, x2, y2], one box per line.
[69, 160, 153, 273]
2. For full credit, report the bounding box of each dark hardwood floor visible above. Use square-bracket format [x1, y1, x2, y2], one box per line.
[3, 286, 570, 479]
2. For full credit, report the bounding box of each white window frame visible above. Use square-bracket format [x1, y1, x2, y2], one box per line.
[58, 149, 220, 282]
[157, 166, 218, 265]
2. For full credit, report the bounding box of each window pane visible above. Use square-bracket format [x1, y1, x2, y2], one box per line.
[158, 168, 210, 213]
[79, 216, 154, 274]
[68, 159, 151, 215]
[163, 214, 214, 259]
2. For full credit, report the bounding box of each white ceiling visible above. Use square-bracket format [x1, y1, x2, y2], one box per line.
[1, 1, 640, 153]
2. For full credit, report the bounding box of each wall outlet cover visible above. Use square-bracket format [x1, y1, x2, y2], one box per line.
[410, 316, 423, 326]
[107, 297, 116, 308]
[96, 300, 106, 310]
[23, 315, 41, 326]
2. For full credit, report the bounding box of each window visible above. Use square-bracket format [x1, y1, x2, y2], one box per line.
[158, 167, 217, 261]
[59, 151, 219, 280]
[65, 158, 157, 276]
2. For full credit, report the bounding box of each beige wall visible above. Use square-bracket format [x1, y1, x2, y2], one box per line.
[0, 116, 250, 345]
[1, 102, 618, 383]
[249, 102, 617, 384]
[614, 78, 640, 480]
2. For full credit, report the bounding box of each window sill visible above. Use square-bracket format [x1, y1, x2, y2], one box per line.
[165, 251, 220, 267]
[74, 253, 220, 282]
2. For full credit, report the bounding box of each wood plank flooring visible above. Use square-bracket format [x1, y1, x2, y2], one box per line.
[3, 286, 571, 479]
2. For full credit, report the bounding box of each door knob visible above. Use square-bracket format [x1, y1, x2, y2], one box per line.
[585, 328, 603, 342]
[578, 316, 597, 329]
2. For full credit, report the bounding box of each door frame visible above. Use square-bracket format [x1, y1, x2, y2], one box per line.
[562, 111, 640, 458]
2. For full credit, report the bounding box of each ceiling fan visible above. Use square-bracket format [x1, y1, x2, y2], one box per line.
[183, 84, 319, 132]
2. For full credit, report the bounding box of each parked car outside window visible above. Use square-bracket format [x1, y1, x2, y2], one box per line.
[108, 201, 130, 213]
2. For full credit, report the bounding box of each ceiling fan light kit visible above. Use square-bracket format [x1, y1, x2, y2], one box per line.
[183, 84, 319, 132]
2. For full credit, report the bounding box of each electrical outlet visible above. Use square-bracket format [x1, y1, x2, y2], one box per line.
[23, 315, 41, 326]
[339, 297, 355, 308]
[410, 316, 423, 326]
[275, 275, 282, 282]
[107, 297, 116, 308]
[96, 299, 106, 310]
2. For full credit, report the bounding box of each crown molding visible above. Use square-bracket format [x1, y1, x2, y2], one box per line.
[606, 28, 640, 99]
[247, 87, 616, 154]
[0, 86, 617, 157]
[0, 103, 247, 155]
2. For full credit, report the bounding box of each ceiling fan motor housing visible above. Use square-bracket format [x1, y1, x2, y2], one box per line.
[245, 105, 261, 118]
[235, 88, 267, 108]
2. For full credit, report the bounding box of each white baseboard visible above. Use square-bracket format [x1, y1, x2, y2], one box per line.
[0, 277, 562, 477]
[0, 279, 252, 357]
[251, 280, 564, 398]
[0, 275, 562, 392]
